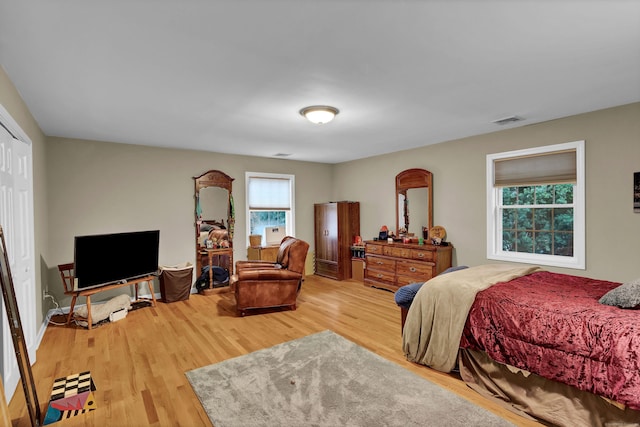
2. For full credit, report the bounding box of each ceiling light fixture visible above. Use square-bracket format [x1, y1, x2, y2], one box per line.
[299, 105, 339, 124]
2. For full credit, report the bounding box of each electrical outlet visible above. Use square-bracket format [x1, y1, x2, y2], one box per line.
[43, 290, 53, 303]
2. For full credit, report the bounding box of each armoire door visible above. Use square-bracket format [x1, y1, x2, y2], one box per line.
[314, 203, 338, 278]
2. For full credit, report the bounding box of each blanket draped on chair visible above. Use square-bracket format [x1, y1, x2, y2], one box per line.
[402, 264, 540, 372]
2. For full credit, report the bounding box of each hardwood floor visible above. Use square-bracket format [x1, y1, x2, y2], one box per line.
[8, 275, 540, 426]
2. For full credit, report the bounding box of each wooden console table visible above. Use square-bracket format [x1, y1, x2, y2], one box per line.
[199, 247, 233, 295]
[58, 263, 157, 330]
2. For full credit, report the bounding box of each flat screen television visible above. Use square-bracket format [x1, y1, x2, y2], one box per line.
[74, 230, 160, 291]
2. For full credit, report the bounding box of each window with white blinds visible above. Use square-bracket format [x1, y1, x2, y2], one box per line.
[486, 140, 585, 269]
[245, 172, 295, 246]
[494, 150, 577, 187]
[247, 177, 292, 210]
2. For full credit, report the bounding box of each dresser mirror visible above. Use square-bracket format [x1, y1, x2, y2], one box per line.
[194, 170, 235, 292]
[396, 168, 433, 238]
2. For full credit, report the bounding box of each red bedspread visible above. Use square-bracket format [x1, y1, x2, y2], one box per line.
[460, 271, 640, 410]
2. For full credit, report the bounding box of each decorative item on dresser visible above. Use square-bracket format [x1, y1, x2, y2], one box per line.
[314, 201, 360, 280]
[364, 240, 452, 292]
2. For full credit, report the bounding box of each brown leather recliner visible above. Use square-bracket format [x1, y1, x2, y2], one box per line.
[232, 236, 310, 316]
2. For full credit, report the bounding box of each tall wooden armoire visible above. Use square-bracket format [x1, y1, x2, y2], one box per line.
[314, 201, 360, 280]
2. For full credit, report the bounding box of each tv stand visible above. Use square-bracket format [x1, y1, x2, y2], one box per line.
[57, 263, 157, 330]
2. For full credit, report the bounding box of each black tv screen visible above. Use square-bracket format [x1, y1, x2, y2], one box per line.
[74, 230, 160, 290]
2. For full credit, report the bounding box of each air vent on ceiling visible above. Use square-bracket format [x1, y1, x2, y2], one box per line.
[273, 153, 292, 157]
[491, 115, 524, 125]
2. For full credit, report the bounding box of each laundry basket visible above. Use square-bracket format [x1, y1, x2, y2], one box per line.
[159, 262, 194, 303]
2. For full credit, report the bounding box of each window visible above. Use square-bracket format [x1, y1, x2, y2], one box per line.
[486, 140, 585, 269]
[245, 172, 295, 246]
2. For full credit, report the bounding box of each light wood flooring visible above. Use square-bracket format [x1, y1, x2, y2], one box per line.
[8, 275, 540, 426]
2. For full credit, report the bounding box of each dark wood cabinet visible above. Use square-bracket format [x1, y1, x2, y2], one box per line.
[314, 202, 360, 280]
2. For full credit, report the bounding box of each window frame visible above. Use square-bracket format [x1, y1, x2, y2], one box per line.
[245, 171, 295, 247]
[486, 140, 585, 269]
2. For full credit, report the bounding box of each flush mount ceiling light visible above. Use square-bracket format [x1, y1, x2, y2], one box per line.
[299, 105, 339, 124]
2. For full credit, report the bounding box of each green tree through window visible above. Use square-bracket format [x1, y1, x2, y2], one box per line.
[249, 211, 287, 236]
[501, 184, 574, 256]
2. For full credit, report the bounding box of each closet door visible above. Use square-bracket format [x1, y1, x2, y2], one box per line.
[0, 112, 36, 401]
[335, 202, 360, 280]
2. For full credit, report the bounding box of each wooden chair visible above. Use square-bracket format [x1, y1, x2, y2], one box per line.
[58, 262, 79, 326]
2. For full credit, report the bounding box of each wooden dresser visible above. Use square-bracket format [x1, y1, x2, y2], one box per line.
[364, 240, 452, 291]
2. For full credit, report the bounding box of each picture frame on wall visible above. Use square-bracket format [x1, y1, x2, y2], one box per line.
[634, 172, 640, 213]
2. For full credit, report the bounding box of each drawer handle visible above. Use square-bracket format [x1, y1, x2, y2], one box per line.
[410, 267, 417, 272]
[376, 274, 383, 278]
[376, 261, 384, 265]
[417, 253, 424, 258]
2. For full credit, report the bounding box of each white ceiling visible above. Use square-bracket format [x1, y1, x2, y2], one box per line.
[1, 1, 639, 164]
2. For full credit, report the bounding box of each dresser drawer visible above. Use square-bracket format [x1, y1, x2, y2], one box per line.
[411, 249, 435, 262]
[365, 243, 383, 255]
[397, 274, 430, 287]
[396, 259, 434, 279]
[384, 246, 411, 258]
[365, 255, 395, 272]
[365, 268, 396, 284]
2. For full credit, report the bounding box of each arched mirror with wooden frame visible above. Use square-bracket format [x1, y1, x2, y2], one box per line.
[194, 170, 235, 294]
[396, 168, 433, 239]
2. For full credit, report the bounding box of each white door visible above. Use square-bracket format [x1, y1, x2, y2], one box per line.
[0, 112, 37, 401]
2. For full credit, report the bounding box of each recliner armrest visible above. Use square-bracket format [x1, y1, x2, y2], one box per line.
[236, 269, 301, 281]
[236, 260, 282, 270]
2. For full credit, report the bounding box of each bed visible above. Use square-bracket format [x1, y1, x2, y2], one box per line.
[400, 264, 640, 426]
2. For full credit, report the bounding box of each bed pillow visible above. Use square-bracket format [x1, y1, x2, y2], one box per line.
[599, 278, 640, 308]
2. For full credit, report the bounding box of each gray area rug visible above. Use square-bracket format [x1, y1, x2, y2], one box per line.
[186, 330, 515, 427]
